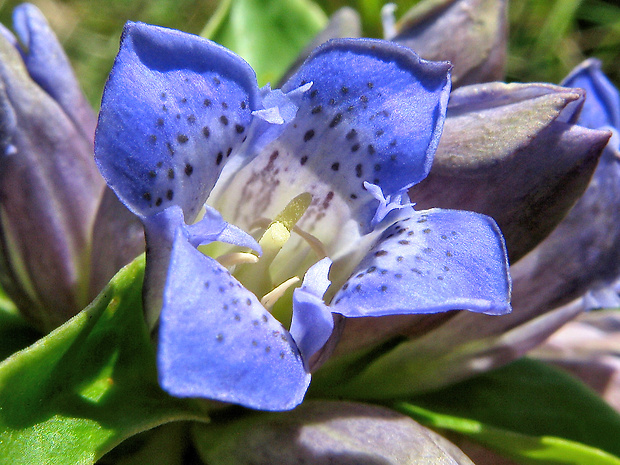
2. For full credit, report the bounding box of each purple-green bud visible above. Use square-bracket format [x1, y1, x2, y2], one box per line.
[0, 4, 143, 332]
[194, 401, 474, 464]
[392, 0, 507, 87]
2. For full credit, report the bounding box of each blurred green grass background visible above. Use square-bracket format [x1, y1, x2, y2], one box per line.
[1, 0, 619, 108]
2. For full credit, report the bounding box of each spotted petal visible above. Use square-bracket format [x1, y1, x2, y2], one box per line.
[95, 22, 260, 222]
[157, 229, 310, 411]
[331, 209, 511, 317]
[215, 39, 451, 249]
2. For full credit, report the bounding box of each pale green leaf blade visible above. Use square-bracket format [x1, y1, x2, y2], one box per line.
[397, 403, 620, 465]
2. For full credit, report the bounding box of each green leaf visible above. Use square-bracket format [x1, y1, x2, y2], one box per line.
[404, 358, 620, 458]
[0, 289, 41, 360]
[0, 256, 209, 465]
[200, 0, 327, 86]
[396, 403, 620, 465]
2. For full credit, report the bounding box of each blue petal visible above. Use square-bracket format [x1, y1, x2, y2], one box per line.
[290, 257, 334, 363]
[562, 59, 620, 130]
[215, 39, 451, 242]
[187, 206, 261, 253]
[157, 229, 310, 411]
[95, 22, 260, 222]
[331, 209, 511, 317]
[11, 4, 97, 139]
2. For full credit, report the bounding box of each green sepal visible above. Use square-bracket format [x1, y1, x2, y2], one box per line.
[0, 255, 209, 465]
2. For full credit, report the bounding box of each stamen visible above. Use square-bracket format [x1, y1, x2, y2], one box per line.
[261, 276, 301, 309]
[250, 217, 327, 259]
[291, 225, 328, 259]
[216, 252, 259, 267]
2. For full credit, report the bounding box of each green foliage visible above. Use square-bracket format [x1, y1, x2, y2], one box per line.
[398, 403, 620, 465]
[0, 257, 209, 465]
[396, 358, 620, 463]
[200, 0, 326, 86]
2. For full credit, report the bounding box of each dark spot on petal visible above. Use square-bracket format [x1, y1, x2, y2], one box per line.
[380, 285, 388, 292]
[203, 98, 212, 107]
[375, 250, 388, 257]
[156, 118, 164, 127]
[367, 82, 374, 89]
[177, 134, 189, 143]
[213, 76, 221, 85]
[235, 124, 245, 134]
[216, 333, 224, 342]
[310, 89, 318, 99]
[221, 101, 228, 109]
[143, 192, 151, 201]
[376, 129, 384, 137]
[311, 105, 322, 114]
[220, 115, 229, 126]
[346, 129, 357, 140]
[397, 256, 404, 262]
[304, 129, 315, 142]
[168, 168, 175, 179]
[240, 101, 247, 109]
[398, 240, 409, 245]
[203, 126, 210, 138]
[360, 95, 369, 103]
[329, 113, 343, 128]
[216, 152, 223, 165]
[167, 190, 173, 201]
[160, 92, 167, 99]
[148, 170, 156, 178]
[155, 198, 163, 206]
[187, 114, 196, 124]
[331, 162, 340, 171]
[329, 98, 336, 105]
[300, 156, 308, 165]
[185, 163, 193, 176]
[355, 164, 363, 178]
[166, 142, 175, 156]
[368, 144, 375, 154]
[351, 143, 360, 152]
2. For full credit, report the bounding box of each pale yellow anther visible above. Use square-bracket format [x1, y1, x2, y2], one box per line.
[260, 276, 301, 309]
[216, 252, 259, 267]
[273, 192, 312, 230]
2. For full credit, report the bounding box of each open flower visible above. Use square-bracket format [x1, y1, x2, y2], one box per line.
[94, 22, 511, 411]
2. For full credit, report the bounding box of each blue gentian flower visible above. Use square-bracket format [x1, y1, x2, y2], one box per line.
[95, 22, 511, 411]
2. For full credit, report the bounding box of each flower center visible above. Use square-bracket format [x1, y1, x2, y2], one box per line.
[214, 192, 325, 328]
